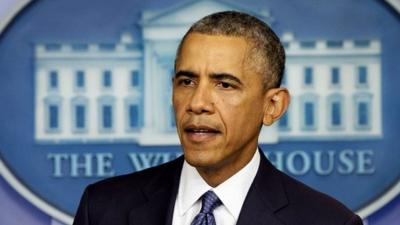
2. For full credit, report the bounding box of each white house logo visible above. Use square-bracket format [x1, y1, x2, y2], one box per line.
[34, 26, 382, 144]
[0, 0, 399, 224]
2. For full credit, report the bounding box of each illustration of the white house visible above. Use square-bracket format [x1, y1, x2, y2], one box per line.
[34, 0, 382, 145]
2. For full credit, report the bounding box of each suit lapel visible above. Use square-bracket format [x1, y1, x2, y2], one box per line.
[126, 151, 288, 225]
[128, 156, 183, 225]
[237, 150, 288, 225]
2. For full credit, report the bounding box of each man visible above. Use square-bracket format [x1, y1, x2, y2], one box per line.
[73, 11, 363, 225]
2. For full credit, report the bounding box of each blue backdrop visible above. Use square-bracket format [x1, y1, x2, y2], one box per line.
[0, 0, 399, 224]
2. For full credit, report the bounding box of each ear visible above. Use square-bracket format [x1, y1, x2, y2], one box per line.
[262, 88, 290, 126]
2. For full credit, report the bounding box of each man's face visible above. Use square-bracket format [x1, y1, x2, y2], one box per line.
[173, 33, 268, 173]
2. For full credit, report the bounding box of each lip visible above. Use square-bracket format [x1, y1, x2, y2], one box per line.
[183, 124, 221, 142]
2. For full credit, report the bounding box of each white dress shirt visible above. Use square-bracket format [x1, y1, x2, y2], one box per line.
[172, 150, 260, 225]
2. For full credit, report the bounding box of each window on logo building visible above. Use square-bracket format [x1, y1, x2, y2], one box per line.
[49, 105, 59, 130]
[75, 105, 86, 129]
[124, 97, 141, 132]
[357, 66, 368, 86]
[331, 67, 340, 85]
[98, 96, 115, 132]
[358, 102, 368, 126]
[304, 67, 313, 86]
[49, 71, 58, 89]
[44, 96, 62, 133]
[71, 97, 88, 133]
[103, 70, 112, 88]
[131, 70, 139, 88]
[75, 70, 85, 89]
[102, 105, 112, 129]
[129, 104, 139, 129]
[331, 102, 341, 126]
[327, 94, 344, 130]
[353, 93, 372, 130]
[300, 94, 318, 130]
[278, 111, 290, 131]
[305, 102, 314, 127]
[300, 41, 316, 48]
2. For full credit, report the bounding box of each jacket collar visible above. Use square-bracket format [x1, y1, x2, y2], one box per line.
[128, 156, 184, 225]
[236, 149, 288, 225]
[127, 149, 289, 225]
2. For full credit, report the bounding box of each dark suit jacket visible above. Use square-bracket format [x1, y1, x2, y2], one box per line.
[73, 151, 363, 225]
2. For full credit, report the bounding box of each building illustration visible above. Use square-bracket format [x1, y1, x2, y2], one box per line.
[34, 0, 382, 145]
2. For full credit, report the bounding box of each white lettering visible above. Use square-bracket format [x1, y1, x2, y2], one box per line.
[70, 154, 93, 177]
[287, 151, 312, 175]
[96, 153, 115, 177]
[47, 153, 69, 177]
[338, 150, 355, 174]
[47, 153, 115, 178]
[265, 149, 375, 176]
[356, 150, 375, 174]
[128, 153, 179, 171]
[314, 151, 335, 175]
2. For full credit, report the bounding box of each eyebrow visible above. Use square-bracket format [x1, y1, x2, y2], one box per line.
[174, 70, 197, 79]
[210, 73, 243, 85]
[174, 70, 243, 85]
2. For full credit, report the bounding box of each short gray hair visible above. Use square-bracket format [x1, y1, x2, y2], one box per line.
[175, 11, 285, 90]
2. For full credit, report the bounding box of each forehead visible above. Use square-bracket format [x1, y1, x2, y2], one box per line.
[176, 33, 250, 73]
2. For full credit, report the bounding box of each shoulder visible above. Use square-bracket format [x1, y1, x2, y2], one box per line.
[86, 155, 183, 196]
[276, 169, 363, 225]
[255, 151, 362, 224]
[73, 156, 183, 224]
[81, 156, 182, 211]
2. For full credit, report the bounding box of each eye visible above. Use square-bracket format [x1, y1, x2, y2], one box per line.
[183, 79, 193, 85]
[177, 78, 195, 86]
[217, 82, 234, 89]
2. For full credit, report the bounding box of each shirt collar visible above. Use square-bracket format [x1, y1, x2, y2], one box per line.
[177, 149, 260, 220]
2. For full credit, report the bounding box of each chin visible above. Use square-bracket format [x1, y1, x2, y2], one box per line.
[183, 148, 218, 169]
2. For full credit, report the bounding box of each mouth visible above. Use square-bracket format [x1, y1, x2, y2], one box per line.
[183, 125, 221, 142]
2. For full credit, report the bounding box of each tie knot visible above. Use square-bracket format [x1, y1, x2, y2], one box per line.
[200, 191, 222, 214]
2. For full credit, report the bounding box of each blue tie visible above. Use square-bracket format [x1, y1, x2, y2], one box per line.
[191, 191, 222, 225]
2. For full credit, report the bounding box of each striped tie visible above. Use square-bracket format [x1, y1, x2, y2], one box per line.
[191, 191, 222, 225]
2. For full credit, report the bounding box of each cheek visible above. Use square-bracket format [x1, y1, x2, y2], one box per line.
[172, 89, 183, 108]
[173, 86, 192, 104]
[220, 93, 263, 114]
[219, 95, 264, 127]
[172, 93, 187, 122]
[219, 93, 242, 106]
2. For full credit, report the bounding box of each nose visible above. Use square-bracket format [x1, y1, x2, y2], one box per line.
[187, 83, 214, 114]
